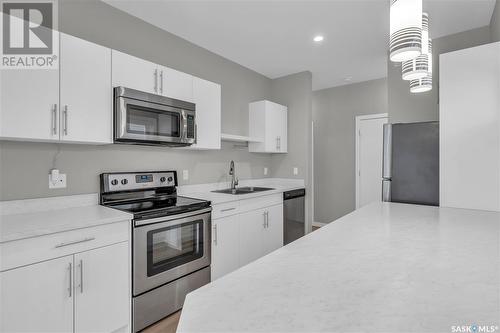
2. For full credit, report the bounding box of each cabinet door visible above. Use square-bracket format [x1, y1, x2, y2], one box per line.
[265, 102, 282, 153]
[440, 42, 500, 211]
[189, 77, 221, 150]
[112, 50, 159, 94]
[160, 66, 194, 102]
[60, 33, 112, 144]
[211, 215, 240, 280]
[279, 106, 287, 153]
[239, 208, 267, 266]
[0, 256, 73, 333]
[74, 242, 129, 333]
[263, 204, 284, 254]
[0, 64, 59, 141]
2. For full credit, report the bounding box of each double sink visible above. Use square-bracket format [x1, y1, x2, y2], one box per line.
[212, 186, 274, 195]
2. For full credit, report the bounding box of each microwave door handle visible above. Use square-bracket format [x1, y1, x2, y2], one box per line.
[181, 110, 188, 141]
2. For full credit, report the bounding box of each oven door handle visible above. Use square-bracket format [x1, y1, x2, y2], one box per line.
[134, 207, 212, 227]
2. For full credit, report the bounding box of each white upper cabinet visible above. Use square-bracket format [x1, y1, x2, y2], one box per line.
[111, 50, 194, 101]
[60, 33, 112, 144]
[189, 77, 221, 150]
[161, 66, 194, 102]
[248, 100, 288, 153]
[440, 42, 500, 211]
[112, 50, 159, 94]
[0, 59, 59, 141]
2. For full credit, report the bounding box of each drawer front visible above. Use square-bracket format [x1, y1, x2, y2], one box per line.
[239, 193, 282, 214]
[212, 201, 239, 219]
[0, 221, 129, 272]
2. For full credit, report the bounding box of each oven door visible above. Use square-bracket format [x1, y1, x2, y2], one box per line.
[133, 209, 211, 296]
[115, 95, 187, 145]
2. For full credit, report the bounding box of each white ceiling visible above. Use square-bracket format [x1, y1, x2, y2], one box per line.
[105, 0, 496, 91]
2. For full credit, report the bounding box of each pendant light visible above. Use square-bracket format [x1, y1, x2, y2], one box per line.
[410, 38, 433, 93]
[402, 13, 429, 80]
[390, 0, 423, 62]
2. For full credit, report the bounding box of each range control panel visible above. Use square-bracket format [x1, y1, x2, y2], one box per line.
[102, 171, 176, 193]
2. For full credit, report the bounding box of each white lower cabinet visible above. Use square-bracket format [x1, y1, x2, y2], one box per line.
[211, 194, 284, 280]
[0, 222, 130, 333]
[74, 242, 129, 333]
[0, 256, 74, 333]
[211, 215, 240, 280]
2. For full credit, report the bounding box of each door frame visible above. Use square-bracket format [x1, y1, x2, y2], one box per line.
[355, 113, 388, 209]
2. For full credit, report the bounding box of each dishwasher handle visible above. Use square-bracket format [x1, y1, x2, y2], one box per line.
[283, 188, 306, 200]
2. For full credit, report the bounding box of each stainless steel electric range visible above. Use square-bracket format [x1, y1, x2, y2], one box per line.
[100, 171, 211, 332]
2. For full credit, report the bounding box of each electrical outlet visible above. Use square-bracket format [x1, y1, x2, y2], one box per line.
[182, 169, 189, 181]
[293, 167, 299, 175]
[264, 167, 268, 176]
[49, 173, 67, 189]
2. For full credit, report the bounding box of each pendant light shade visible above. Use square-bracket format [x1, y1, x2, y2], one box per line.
[402, 13, 429, 80]
[390, 0, 423, 62]
[410, 38, 432, 93]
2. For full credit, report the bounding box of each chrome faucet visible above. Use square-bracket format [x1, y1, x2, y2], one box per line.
[229, 160, 239, 190]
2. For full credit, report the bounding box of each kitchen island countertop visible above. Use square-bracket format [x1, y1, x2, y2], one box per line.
[178, 202, 500, 333]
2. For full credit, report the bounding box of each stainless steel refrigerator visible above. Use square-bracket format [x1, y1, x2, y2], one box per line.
[382, 121, 439, 206]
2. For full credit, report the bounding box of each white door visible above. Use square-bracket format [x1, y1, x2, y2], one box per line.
[356, 114, 388, 208]
[265, 102, 282, 153]
[239, 209, 267, 266]
[0, 65, 59, 141]
[263, 204, 284, 254]
[211, 215, 240, 280]
[74, 242, 129, 333]
[60, 33, 112, 144]
[0, 256, 74, 333]
[160, 66, 194, 102]
[190, 77, 221, 150]
[112, 50, 159, 94]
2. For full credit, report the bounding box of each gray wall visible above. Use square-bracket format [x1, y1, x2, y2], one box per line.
[0, 0, 276, 200]
[492, 0, 500, 42]
[388, 26, 491, 123]
[270, 71, 313, 227]
[312, 78, 388, 223]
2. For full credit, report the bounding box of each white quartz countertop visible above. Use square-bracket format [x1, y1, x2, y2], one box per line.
[0, 196, 132, 243]
[178, 202, 500, 333]
[178, 178, 305, 205]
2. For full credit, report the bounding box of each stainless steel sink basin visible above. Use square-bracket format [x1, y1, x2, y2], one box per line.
[211, 186, 275, 195]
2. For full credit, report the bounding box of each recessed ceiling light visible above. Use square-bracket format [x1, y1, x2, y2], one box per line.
[313, 35, 324, 43]
[344, 76, 352, 82]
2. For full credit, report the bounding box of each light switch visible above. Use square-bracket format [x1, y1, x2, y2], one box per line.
[182, 169, 189, 181]
[264, 167, 268, 176]
[293, 167, 298, 175]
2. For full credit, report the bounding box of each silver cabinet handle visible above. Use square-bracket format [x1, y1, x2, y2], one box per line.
[52, 104, 58, 135]
[68, 262, 72, 298]
[263, 211, 267, 228]
[159, 70, 164, 95]
[220, 207, 236, 212]
[55, 237, 95, 248]
[63, 105, 68, 135]
[278, 137, 281, 150]
[78, 259, 83, 293]
[276, 137, 279, 150]
[213, 224, 218, 245]
[265, 211, 269, 228]
[154, 69, 158, 93]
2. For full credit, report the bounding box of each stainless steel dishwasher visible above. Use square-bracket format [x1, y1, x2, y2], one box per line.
[283, 188, 306, 245]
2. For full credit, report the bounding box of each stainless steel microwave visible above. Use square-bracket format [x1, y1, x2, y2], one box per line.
[114, 87, 196, 147]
